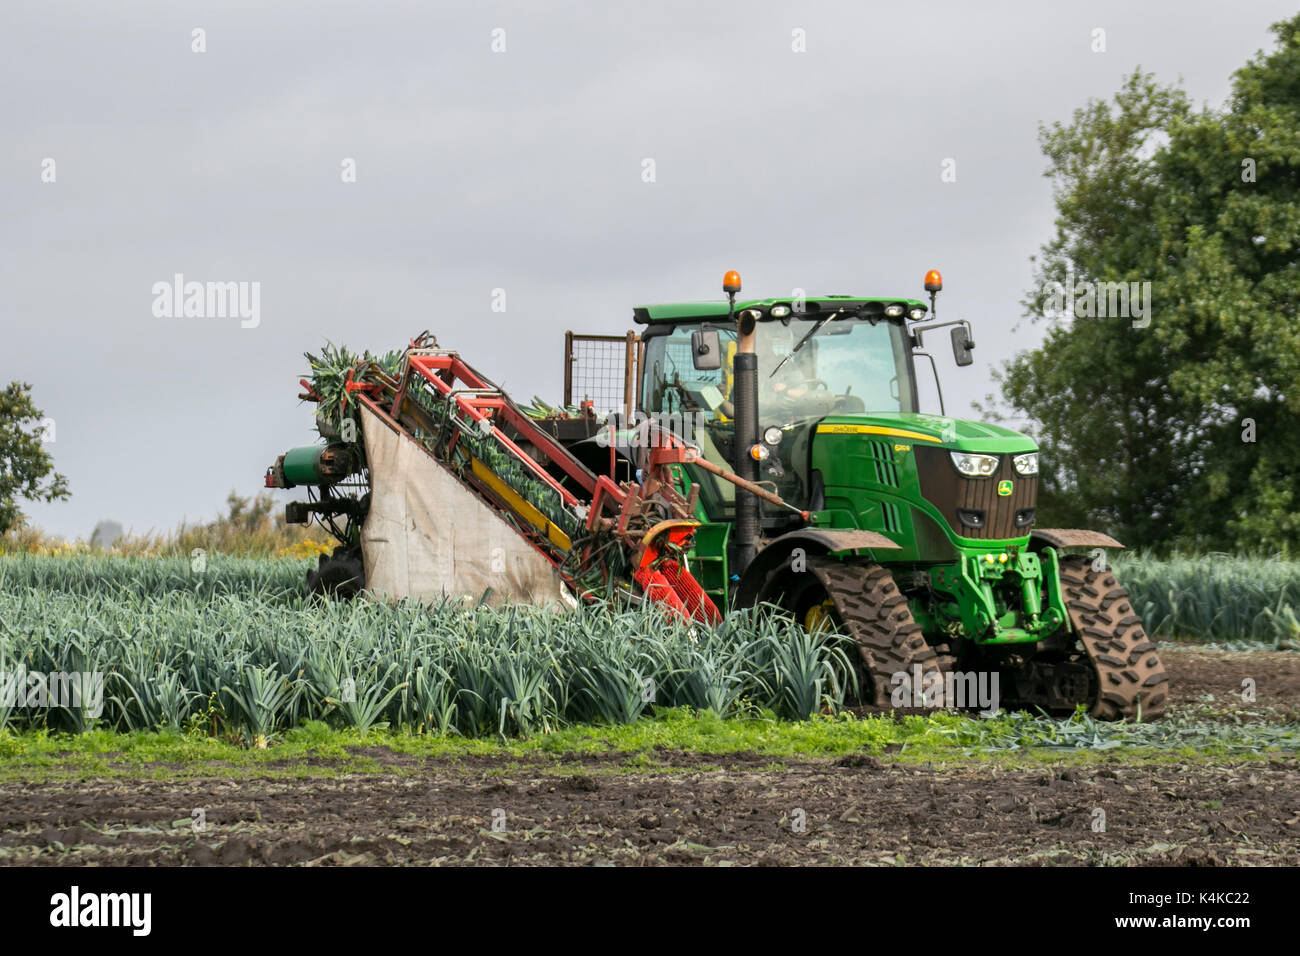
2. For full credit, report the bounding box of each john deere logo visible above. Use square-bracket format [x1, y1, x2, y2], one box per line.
[997, 480, 1014, 497]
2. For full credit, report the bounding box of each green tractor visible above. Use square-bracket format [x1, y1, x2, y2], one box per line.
[611, 269, 1167, 719]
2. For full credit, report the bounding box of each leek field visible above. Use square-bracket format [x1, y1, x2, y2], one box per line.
[1, 553, 1297, 742]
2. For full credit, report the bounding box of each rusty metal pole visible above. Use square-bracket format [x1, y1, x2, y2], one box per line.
[563, 330, 574, 407]
[636, 337, 645, 413]
[623, 330, 636, 421]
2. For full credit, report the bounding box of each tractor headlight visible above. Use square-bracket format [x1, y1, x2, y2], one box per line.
[763, 426, 784, 446]
[907, 306, 927, 321]
[749, 443, 771, 461]
[770, 305, 791, 319]
[884, 304, 906, 318]
[950, 452, 999, 477]
[1013, 452, 1039, 476]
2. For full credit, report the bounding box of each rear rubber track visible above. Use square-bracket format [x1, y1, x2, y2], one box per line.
[1059, 554, 1168, 720]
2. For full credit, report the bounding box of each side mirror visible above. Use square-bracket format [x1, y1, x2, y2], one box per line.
[691, 329, 721, 371]
[951, 326, 974, 367]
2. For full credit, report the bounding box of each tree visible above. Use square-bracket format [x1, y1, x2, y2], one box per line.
[1149, 14, 1300, 550]
[986, 72, 1192, 546]
[0, 382, 70, 535]
[990, 13, 1300, 552]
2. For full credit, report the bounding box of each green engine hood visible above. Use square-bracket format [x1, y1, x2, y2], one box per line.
[814, 412, 1036, 454]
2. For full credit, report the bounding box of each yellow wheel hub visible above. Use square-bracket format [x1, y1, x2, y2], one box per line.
[803, 599, 836, 634]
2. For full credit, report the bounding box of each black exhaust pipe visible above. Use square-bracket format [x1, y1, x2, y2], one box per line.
[733, 349, 760, 573]
[721, 270, 760, 576]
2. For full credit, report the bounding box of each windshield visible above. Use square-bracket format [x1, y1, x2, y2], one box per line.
[758, 316, 915, 421]
[641, 316, 916, 424]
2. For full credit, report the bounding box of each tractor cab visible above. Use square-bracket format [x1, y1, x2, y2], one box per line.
[637, 299, 921, 420]
[632, 290, 969, 529]
[636, 299, 919, 522]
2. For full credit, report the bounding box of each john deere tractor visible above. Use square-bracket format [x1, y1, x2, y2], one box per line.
[620, 269, 1168, 719]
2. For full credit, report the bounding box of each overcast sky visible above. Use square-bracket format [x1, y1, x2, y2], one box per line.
[4, 0, 1294, 538]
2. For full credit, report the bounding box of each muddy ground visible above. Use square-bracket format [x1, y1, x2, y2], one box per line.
[1, 644, 1297, 866]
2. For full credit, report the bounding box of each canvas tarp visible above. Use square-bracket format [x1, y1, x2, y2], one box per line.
[359, 404, 574, 608]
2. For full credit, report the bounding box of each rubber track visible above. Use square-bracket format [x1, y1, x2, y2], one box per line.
[810, 559, 947, 707]
[1058, 555, 1168, 720]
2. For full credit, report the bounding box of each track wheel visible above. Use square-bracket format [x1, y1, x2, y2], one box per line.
[802, 558, 949, 708]
[1058, 555, 1168, 720]
[306, 545, 365, 599]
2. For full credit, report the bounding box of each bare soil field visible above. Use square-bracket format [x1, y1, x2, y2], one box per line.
[1, 644, 1296, 866]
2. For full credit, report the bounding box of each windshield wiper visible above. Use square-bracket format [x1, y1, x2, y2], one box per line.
[769, 313, 838, 378]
